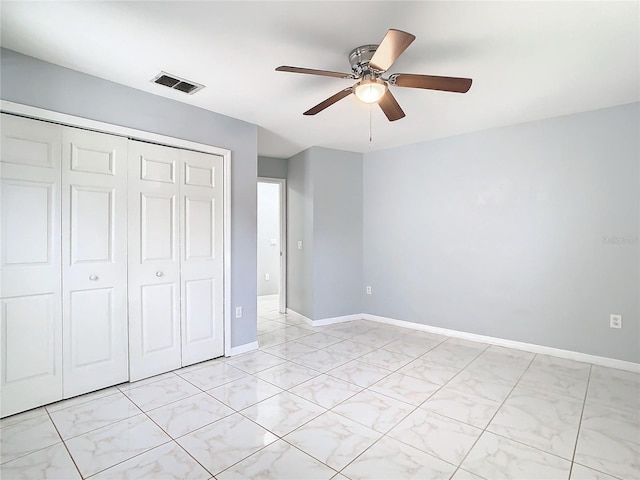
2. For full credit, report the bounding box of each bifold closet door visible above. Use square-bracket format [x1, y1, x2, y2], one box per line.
[0, 114, 63, 417]
[128, 141, 182, 381]
[180, 150, 224, 365]
[61, 127, 129, 397]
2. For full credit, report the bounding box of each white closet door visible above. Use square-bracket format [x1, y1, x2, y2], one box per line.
[0, 114, 63, 417]
[128, 141, 181, 381]
[61, 127, 129, 397]
[180, 150, 224, 366]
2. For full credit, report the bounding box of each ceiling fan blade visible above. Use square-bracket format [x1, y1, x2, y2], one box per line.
[392, 74, 472, 93]
[304, 88, 353, 116]
[276, 66, 353, 79]
[369, 29, 416, 72]
[378, 90, 405, 122]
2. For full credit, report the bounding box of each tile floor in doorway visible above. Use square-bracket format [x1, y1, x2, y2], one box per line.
[1, 294, 639, 479]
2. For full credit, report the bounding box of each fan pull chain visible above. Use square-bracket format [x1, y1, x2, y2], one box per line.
[368, 104, 373, 147]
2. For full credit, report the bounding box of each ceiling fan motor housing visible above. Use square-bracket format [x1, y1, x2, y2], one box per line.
[349, 45, 383, 77]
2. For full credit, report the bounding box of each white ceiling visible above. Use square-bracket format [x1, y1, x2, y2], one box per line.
[1, 1, 638, 158]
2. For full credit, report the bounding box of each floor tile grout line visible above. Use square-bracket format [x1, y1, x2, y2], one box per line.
[140, 359, 333, 479]
[78, 367, 244, 479]
[570, 461, 627, 480]
[271, 334, 483, 477]
[478, 356, 596, 467]
[79, 440, 175, 479]
[172, 440, 220, 479]
[332, 386, 422, 433]
[16, 409, 83, 478]
[110, 384, 219, 478]
[446, 351, 537, 479]
[568, 363, 592, 480]
[334, 412, 460, 478]
[46, 386, 123, 415]
[276, 434, 345, 476]
[228, 338, 425, 476]
[50, 403, 147, 444]
[212, 408, 343, 477]
[116, 370, 180, 394]
[49, 403, 155, 480]
[50, 366, 241, 445]
[364, 341, 500, 476]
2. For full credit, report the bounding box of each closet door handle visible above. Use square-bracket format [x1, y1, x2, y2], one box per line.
[89, 275, 99, 281]
[155, 271, 164, 278]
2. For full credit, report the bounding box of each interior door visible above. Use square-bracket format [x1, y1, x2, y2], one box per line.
[180, 150, 224, 366]
[0, 114, 63, 417]
[128, 140, 181, 381]
[61, 127, 129, 397]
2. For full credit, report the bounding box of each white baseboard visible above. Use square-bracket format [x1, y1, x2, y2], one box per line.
[286, 308, 313, 325]
[286, 308, 363, 327]
[362, 314, 640, 373]
[281, 309, 639, 372]
[227, 341, 258, 357]
[310, 313, 364, 326]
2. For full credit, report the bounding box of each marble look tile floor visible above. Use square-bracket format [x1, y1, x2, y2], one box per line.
[1, 294, 638, 479]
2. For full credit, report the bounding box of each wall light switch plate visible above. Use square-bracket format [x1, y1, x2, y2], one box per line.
[610, 314, 622, 329]
[265, 273, 270, 281]
[235, 307, 243, 319]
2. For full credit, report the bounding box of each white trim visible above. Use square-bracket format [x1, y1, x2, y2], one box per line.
[226, 341, 258, 357]
[284, 307, 639, 372]
[286, 308, 363, 327]
[223, 146, 232, 357]
[312, 314, 363, 327]
[1, 101, 234, 357]
[1, 101, 230, 156]
[286, 308, 313, 326]
[258, 177, 287, 314]
[362, 314, 640, 373]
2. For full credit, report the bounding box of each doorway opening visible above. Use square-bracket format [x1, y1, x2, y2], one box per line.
[257, 178, 286, 315]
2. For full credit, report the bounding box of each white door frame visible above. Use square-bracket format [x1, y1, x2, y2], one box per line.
[257, 177, 287, 314]
[1, 101, 234, 356]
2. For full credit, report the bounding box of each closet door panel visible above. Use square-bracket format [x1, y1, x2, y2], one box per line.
[141, 283, 177, 352]
[184, 278, 215, 344]
[69, 288, 116, 368]
[0, 114, 63, 417]
[141, 193, 176, 261]
[180, 150, 224, 366]
[128, 141, 181, 381]
[62, 127, 128, 397]
[2, 295, 56, 386]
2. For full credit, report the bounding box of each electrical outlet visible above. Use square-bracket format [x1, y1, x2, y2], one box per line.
[235, 307, 243, 319]
[366, 286, 372, 295]
[265, 273, 270, 281]
[298, 240, 303, 250]
[610, 314, 622, 329]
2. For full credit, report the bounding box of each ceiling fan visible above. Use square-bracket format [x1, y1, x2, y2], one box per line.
[276, 29, 472, 121]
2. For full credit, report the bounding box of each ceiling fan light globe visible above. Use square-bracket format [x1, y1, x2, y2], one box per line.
[354, 79, 387, 104]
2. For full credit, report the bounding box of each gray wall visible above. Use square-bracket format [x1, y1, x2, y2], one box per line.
[258, 156, 287, 179]
[257, 182, 280, 296]
[311, 148, 363, 319]
[1, 48, 258, 348]
[363, 103, 639, 363]
[286, 147, 363, 320]
[287, 149, 314, 317]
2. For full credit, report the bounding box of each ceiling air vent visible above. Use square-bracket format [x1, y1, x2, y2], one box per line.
[151, 72, 204, 95]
